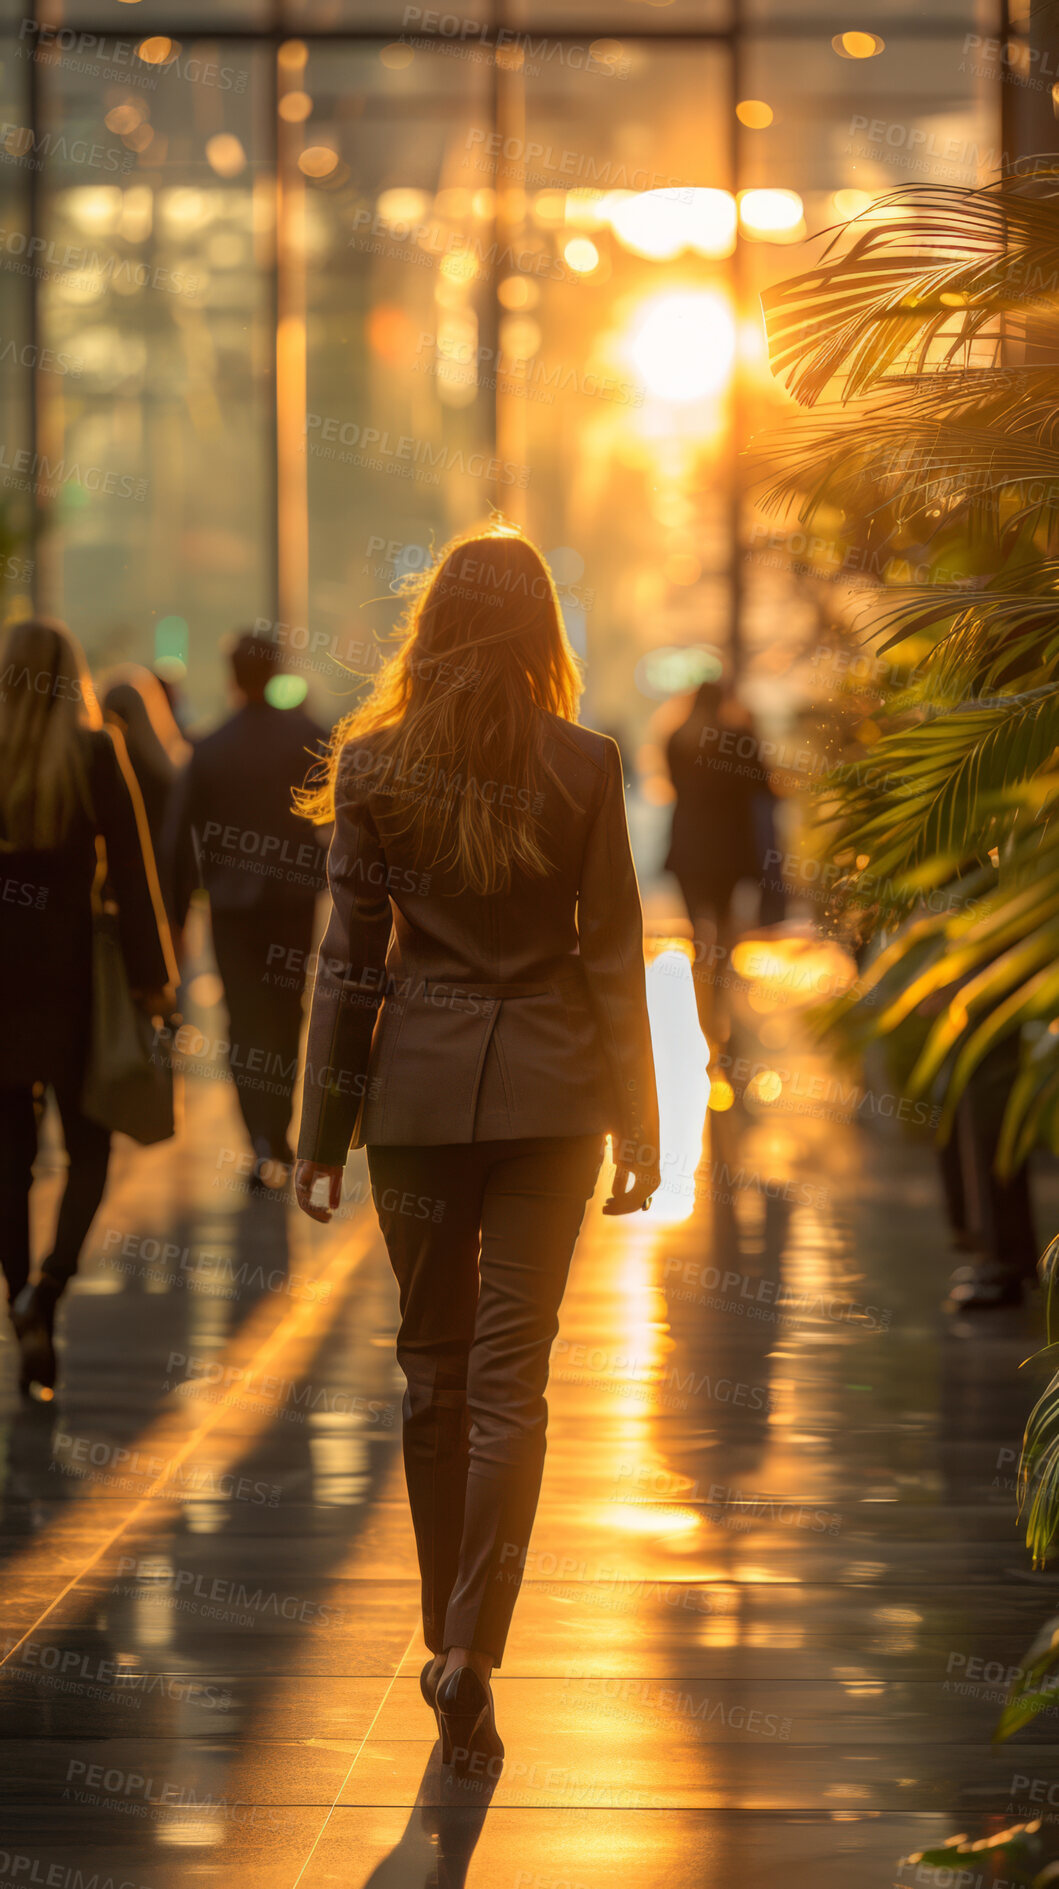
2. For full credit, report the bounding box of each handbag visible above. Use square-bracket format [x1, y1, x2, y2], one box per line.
[81, 837, 175, 1144]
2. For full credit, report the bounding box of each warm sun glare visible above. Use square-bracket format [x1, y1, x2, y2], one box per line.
[626, 289, 736, 403]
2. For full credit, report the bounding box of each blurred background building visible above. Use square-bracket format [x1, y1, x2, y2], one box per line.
[0, 0, 1008, 776]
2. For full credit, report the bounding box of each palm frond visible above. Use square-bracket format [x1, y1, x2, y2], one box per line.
[999, 1050, 1059, 1172]
[818, 689, 1059, 877]
[878, 578, 1059, 705]
[1019, 1351, 1059, 1568]
[995, 1614, 1059, 1741]
[763, 165, 1059, 1172]
[901, 1822, 1044, 1876]
[888, 364, 1059, 442]
[756, 412, 1059, 536]
[763, 173, 1059, 407]
[913, 953, 1059, 1132]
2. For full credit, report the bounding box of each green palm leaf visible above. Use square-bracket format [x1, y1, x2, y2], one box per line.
[763, 171, 1059, 407]
[757, 412, 1059, 535]
[819, 690, 1059, 877]
[901, 1821, 1043, 1877]
[996, 1615, 1059, 1741]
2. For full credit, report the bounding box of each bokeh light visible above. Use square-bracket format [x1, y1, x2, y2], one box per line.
[498, 276, 539, 310]
[205, 135, 246, 179]
[136, 36, 176, 65]
[264, 674, 309, 709]
[563, 236, 600, 275]
[299, 146, 339, 179]
[833, 30, 886, 58]
[832, 188, 874, 218]
[376, 187, 431, 228]
[104, 104, 147, 135]
[610, 187, 736, 260]
[736, 100, 774, 129]
[738, 188, 805, 240]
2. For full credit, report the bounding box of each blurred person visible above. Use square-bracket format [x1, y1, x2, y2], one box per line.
[664, 680, 775, 1036]
[294, 522, 660, 1783]
[163, 629, 326, 1185]
[908, 931, 1038, 1310]
[101, 664, 190, 857]
[0, 618, 175, 1392]
[935, 1024, 1037, 1310]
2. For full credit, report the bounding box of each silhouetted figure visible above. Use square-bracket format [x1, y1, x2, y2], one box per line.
[942, 1034, 1038, 1310]
[0, 619, 175, 1392]
[164, 630, 326, 1181]
[101, 664, 190, 858]
[665, 681, 775, 1035]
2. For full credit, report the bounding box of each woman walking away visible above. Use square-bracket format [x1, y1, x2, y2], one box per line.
[665, 680, 775, 1039]
[101, 664, 190, 859]
[294, 521, 660, 1782]
[0, 619, 175, 1394]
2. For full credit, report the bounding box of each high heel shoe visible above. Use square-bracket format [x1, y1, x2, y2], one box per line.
[435, 1665, 504, 1784]
[420, 1655, 445, 1715]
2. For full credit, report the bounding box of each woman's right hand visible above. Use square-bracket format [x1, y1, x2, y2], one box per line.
[603, 1160, 662, 1216]
[295, 1161, 344, 1223]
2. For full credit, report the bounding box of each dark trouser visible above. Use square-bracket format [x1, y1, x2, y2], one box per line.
[939, 1037, 1038, 1278]
[210, 902, 314, 1164]
[676, 875, 736, 1040]
[367, 1134, 605, 1666]
[0, 1085, 111, 1303]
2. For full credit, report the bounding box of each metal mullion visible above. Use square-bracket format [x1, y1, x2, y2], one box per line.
[44, 20, 975, 42]
[27, 0, 42, 604]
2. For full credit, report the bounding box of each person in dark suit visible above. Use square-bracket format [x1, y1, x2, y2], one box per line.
[0, 618, 175, 1391]
[665, 680, 776, 1036]
[293, 523, 660, 1782]
[164, 630, 326, 1183]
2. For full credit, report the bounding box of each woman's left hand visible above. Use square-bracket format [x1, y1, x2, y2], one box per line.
[295, 1161, 344, 1223]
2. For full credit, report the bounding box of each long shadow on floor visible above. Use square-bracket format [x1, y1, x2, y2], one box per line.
[362, 1751, 499, 1888]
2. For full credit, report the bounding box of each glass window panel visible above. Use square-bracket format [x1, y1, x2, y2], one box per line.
[0, 36, 35, 614]
[38, 0, 269, 28]
[737, 20, 1001, 689]
[744, 0, 992, 19]
[35, 40, 274, 711]
[0, 0, 1006, 742]
[285, 0, 493, 25]
[285, 5, 732, 40]
[502, 43, 733, 750]
[504, 1, 732, 27]
[285, 41, 496, 721]
[739, 27, 1002, 194]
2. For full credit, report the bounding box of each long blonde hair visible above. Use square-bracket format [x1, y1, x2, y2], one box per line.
[298, 522, 584, 894]
[0, 617, 101, 850]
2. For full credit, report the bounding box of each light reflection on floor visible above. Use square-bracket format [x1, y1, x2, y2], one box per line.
[1, 921, 1054, 1885]
[645, 939, 709, 1227]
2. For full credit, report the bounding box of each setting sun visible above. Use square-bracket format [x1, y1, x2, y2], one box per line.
[627, 289, 736, 402]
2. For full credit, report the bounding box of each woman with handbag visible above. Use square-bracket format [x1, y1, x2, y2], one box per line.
[0, 618, 176, 1393]
[293, 521, 661, 1782]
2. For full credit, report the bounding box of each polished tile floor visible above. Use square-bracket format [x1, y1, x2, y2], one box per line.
[2, 945, 1056, 1887]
